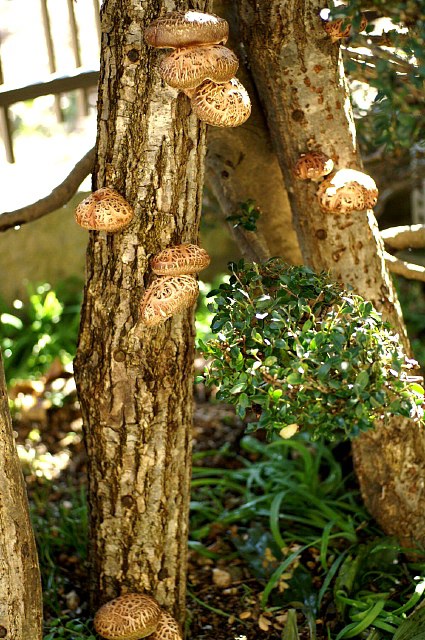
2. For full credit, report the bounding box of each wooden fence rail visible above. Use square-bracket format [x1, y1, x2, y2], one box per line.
[0, 0, 101, 163]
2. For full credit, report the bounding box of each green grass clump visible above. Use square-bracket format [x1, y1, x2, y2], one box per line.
[200, 259, 424, 440]
[191, 435, 425, 639]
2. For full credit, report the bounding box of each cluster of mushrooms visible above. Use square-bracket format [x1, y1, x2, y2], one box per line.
[144, 10, 251, 127]
[140, 243, 210, 326]
[75, 188, 211, 326]
[293, 150, 378, 214]
[94, 593, 181, 640]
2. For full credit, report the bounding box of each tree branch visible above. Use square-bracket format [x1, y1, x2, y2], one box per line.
[385, 251, 425, 282]
[0, 146, 95, 232]
[381, 224, 425, 250]
[346, 38, 417, 74]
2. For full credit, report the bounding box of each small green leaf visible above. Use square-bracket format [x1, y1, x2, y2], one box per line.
[229, 382, 246, 394]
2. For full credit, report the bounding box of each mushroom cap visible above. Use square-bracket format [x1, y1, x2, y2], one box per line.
[150, 610, 183, 640]
[191, 78, 251, 127]
[75, 188, 134, 232]
[317, 168, 378, 214]
[93, 593, 162, 640]
[144, 11, 228, 49]
[140, 275, 199, 327]
[293, 151, 334, 181]
[323, 16, 368, 43]
[159, 45, 239, 90]
[151, 244, 211, 276]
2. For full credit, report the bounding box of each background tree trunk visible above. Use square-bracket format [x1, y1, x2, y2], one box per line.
[237, 0, 425, 548]
[74, 0, 210, 619]
[207, 1, 302, 265]
[0, 351, 43, 640]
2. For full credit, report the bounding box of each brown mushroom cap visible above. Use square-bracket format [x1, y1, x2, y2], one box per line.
[293, 151, 334, 181]
[75, 188, 134, 232]
[317, 168, 378, 214]
[144, 11, 228, 49]
[151, 244, 211, 276]
[191, 78, 251, 127]
[323, 16, 368, 43]
[159, 45, 238, 90]
[150, 610, 183, 640]
[140, 275, 199, 327]
[93, 593, 162, 640]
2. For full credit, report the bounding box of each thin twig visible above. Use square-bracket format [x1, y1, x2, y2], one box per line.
[346, 39, 417, 74]
[0, 146, 95, 232]
[385, 252, 425, 282]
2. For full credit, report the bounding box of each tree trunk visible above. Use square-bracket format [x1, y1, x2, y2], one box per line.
[73, 0, 210, 619]
[0, 351, 43, 640]
[237, 0, 425, 548]
[207, 1, 302, 265]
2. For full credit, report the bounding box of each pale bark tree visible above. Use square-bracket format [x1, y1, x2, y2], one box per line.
[236, 0, 425, 548]
[0, 351, 43, 640]
[73, 0, 211, 620]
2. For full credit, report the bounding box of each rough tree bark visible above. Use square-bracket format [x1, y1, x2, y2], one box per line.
[237, 0, 425, 548]
[73, 0, 211, 618]
[0, 351, 43, 640]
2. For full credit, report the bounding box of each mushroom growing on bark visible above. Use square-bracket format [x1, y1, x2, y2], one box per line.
[151, 243, 211, 276]
[323, 16, 368, 43]
[75, 188, 134, 232]
[317, 168, 378, 214]
[144, 11, 228, 49]
[150, 610, 183, 640]
[191, 78, 251, 127]
[145, 11, 251, 128]
[140, 275, 199, 327]
[293, 151, 334, 181]
[159, 44, 238, 90]
[93, 593, 162, 640]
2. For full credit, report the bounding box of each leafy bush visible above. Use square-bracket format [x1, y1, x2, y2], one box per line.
[200, 259, 423, 440]
[0, 279, 82, 382]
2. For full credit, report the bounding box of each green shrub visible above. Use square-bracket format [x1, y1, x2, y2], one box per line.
[200, 259, 423, 440]
[0, 278, 82, 383]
